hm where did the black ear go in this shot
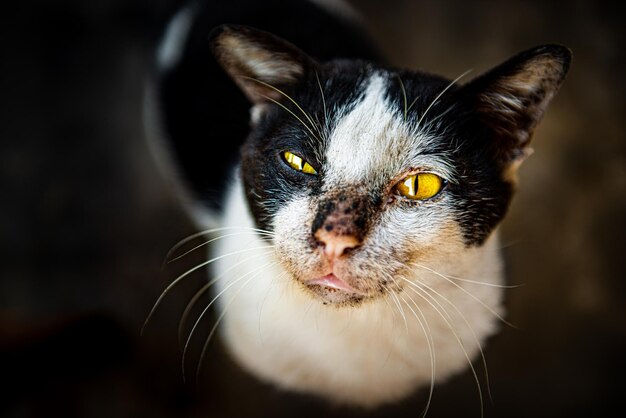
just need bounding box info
[463,45,572,179]
[209,24,316,104]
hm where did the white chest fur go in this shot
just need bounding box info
[211,177,505,408]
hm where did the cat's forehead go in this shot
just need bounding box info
[323,73,456,188]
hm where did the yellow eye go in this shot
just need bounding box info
[395,173,443,200]
[283,151,317,175]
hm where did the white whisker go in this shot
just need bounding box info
[395,288,436,417]
[413,262,521,289]
[315,70,329,141]
[178,251,273,345]
[397,75,409,121]
[402,278,486,417]
[164,226,274,265]
[388,290,409,335]
[194,262,278,383]
[417,69,473,128]
[411,262,515,328]
[167,231,274,264]
[410,277,494,404]
[141,245,275,335]
[183,260,277,382]
[241,76,323,141]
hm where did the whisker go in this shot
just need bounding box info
[191,261,277,383]
[411,278,494,405]
[402,279,486,417]
[412,262,522,289]
[397,75,409,121]
[411,262,515,328]
[178,251,273,346]
[395,75,420,122]
[164,226,274,266]
[167,231,273,265]
[406,95,420,115]
[379,286,400,364]
[315,70,329,141]
[259,93,321,142]
[389,290,409,335]
[241,76,323,140]
[394,288,436,417]
[417,69,473,128]
[380,270,408,338]
[141,245,275,336]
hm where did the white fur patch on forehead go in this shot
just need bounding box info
[324,74,455,187]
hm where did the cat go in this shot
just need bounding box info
[144,0,571,410]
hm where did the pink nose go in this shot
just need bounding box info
[315,228,360,259]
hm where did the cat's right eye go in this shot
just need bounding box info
[394,172,443,201]
[282,151,317,175]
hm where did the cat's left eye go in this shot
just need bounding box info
[283,151,317,175]
[394,173,443,201]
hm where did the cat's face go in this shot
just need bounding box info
[210,25,570,305]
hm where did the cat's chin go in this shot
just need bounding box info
[304,274,370,306]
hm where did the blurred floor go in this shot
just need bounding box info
[1,1,624,417]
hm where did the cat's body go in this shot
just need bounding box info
[147,0,570,409]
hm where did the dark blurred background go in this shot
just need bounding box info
[1,1,624,417]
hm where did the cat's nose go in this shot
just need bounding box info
[315,228,360,259]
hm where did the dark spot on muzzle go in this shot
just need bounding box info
[311,190,380,244]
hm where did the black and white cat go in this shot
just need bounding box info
[145,0,571,409]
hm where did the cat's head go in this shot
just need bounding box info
[210,25,570,305]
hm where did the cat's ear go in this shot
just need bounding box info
[463,45,571,181]
[209,24,316,104]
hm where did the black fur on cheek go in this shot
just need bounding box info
[449,174,514,247]
[445,117,517,247]
[239,104,323,234]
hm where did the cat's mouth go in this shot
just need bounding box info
[305,273,368,304]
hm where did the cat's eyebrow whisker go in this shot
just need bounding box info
[416,68,473,129]
[397,75,409,122]
[395,75,420,123]
[406,95,420,115]
[165,226,275,265]
[401,279,486,418]
[141,245,275,336]
[259,93,321,143]
[192,261,278,384]
[178,251,273,346]
[241,76,323,141]
[417,101,458,138]
[314,71,329,141]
